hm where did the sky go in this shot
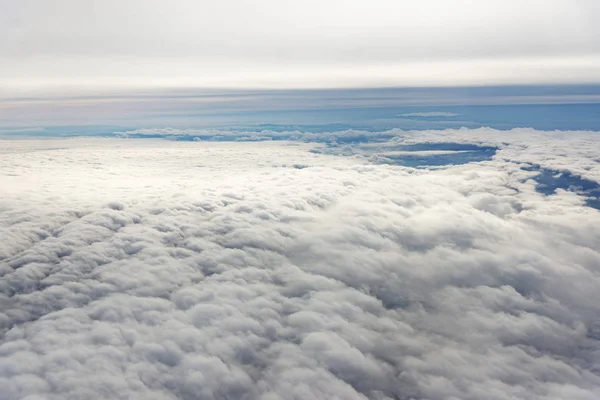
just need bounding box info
[3,86,600,131]
[1,0,600,129]
[1,0,600,96]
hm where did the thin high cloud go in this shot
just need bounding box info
[1,0,599,95]
[1,128,600,399]
[400,112,459,117]
[3,86,600,128]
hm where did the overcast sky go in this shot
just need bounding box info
[1,0,600,96]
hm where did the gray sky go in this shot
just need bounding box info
[1,0,600,96]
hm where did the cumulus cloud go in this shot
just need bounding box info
[1,130,600,400]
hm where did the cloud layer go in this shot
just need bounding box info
[1,129,600,399]
[399,112,459,117]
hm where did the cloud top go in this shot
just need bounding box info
[1,128,600,399]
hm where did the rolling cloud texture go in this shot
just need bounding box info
[1,128,600,399]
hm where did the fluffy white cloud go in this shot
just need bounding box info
[1,130,600,400]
